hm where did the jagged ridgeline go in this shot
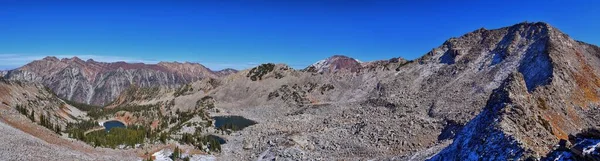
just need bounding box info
[2,58,237,106]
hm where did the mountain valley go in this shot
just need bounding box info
[1,22,599,161]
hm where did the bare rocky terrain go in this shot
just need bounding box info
[1,22,599,160]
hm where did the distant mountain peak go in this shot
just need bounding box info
[305,55,362,73]
[42,56,59,61]
[214,68,238,77]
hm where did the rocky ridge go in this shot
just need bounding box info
[4,57,219,105]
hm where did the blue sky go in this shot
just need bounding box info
[0,0,598,70]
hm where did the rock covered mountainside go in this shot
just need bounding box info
[1,22,599,160]
[2,57,232,105]
[0,78,137,160]
[428,22,600,160]
[206,22,600,160]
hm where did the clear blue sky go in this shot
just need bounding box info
[0,0,598,70]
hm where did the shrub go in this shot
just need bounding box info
[246,63,275,81]
[174,84,193,97]
[537,97,549,110]
[320,84,335,94]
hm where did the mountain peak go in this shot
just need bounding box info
[305,55,362,73]
[70,56,83,61]
[42,56,59,61]
[214,68,238,77]
[59,56,85,63]
[419,21,561,66]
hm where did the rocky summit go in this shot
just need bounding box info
[1,22,599,161]
[305,55,363,73]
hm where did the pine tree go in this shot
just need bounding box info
[160,132,168,144]
[171,146,180,160]
[29,109,35,121]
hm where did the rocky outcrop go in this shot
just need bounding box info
[430,22,600,160]
[430,74,534,160]
[360,57,410,72]
[5,57,217,105]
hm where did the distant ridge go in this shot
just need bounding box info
[4,57,218,105]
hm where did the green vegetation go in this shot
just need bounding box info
[537,97,549,110]
[174,84,193,97]
[395,60,413,71]
[538,115,553,134]
[196,96,215,109]
[320,84,335,94]
[247,63,275,81]
[218,123,240,131]
[15,104,29,118]
[207,78,221,87]
[274,72,284,79]
[159,132,168,144]
[303,66,318,73]
[179,133,222,153]
[170,146,181,160]
[87,104,159,119]
[124,86,160,100]
[267,84,308,106]
[15,104,60,134]
[65,120,100,140]
[144,156,154,161]
[84,126,147,148]
[39,113,61,134]
[168,109,201,134]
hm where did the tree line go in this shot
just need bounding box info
[15,104,61,134]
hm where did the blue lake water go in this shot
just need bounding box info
[103,121,125,132]
[213,116,257,131]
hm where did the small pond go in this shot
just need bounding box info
[103,120,125,132]
[213,116,257,131]
[207,135,227,144]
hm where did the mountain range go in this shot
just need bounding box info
[0,22,599,161]
[2,57,235,105]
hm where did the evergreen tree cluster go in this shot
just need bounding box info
[86,104,159,119]
[84,126,147,148]
[39,113,61,134]
[15,104,60,134]
[66,120,99,140]
[173,84,193,97]
[179,133,222,153]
